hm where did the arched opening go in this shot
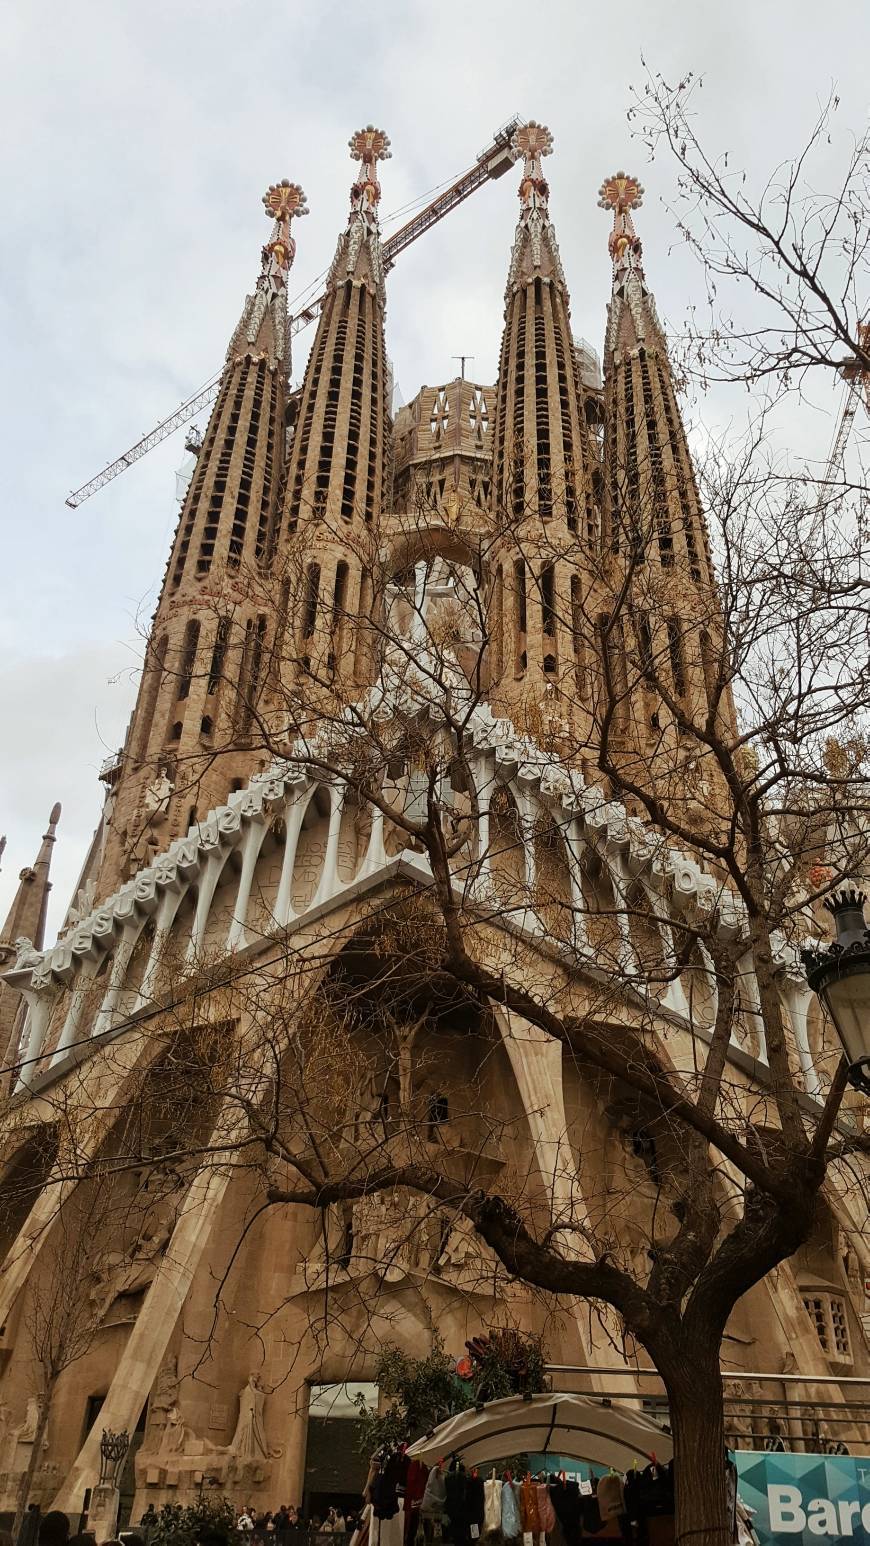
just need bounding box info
[488,786,525,909]
[200,848,245,951]
[682,942,716,1029]
[337,793,372,885]
[121,919,157,1011]
[0,1126,59,1263]
[532,814,574,943]
[579,848,622,967]
[244,816,288,941]
[625,882,666,996]
[291,787,331,912]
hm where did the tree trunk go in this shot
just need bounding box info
[12,1399,51,1542]
[666,1354,731,1546]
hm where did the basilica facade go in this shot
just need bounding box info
[0,122,867,1525]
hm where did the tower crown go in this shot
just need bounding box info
[599,170,715,592]
[598,171,646,282]
[226,178,309,369]
[325,125,392,303]
[504,120,567,301]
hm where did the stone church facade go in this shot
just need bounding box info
[0,124,867,1522]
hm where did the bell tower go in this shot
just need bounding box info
[277,128,392,693]
[98,179,308,896]
[486,123,599,732]
[598,172,737,792]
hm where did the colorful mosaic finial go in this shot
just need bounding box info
[260,179,308,294]
[346,126,391,230]
[349,126,392,168]
[598,171,645,274]
[512,120,553,215]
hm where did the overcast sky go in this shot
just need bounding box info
[1,0,866,940]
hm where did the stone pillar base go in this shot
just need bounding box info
[87,1483,121,1539]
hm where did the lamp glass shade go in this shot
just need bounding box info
[821,964,870,1068]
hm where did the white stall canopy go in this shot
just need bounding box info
[407,1393,673,1472]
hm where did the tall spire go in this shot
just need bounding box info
[0,804,61,1067]
[491,123,596,536]
[282,127,392,540]
[487,123,598,720]
[328,126,391,300]
[97,181,307,896]
[599,171,712,585]
[277,128,393,692]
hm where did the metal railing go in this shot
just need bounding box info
[544,1364,870,1456]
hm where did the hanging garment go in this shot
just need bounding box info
[372,1506,405,1546]
[501,1480,522,1539]
[595,1476,624,1523]
[536,1484,556,1534]
[421,1467,448,1520]
[405,1459,430,1545]
[549,1478,581,1544]
[484,1476,502,1533]
[466,1474,485,1535]
[520,1479,541,1533]
[445,1465,470,1546]
[625,1463,674,1520]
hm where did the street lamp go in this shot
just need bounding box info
[803,888,870,1095]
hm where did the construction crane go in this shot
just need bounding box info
[65,116,523,510]
[822,319,870,486]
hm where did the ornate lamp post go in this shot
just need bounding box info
[803,889,870,1095]
[97,1427,130,1487]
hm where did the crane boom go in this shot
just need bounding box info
[289,115,522,336]
[824,384,860,487]
[65,115,524,511]
[65,378,223,508]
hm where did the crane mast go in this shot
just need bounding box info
[822,319,870,487]
[65,117,523,510]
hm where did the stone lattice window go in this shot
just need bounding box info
[803,1292,852,1360]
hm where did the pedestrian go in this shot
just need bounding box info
[237,1514,254,1537]
[138,1509,158,1546]
[37,1515,69,1546]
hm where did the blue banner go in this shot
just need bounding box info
[736,1451,870,1542]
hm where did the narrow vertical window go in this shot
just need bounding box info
[514,559,527,674]
[668,619,685,696]
[207,617,231,695]
[302,564,321,639]
[177,620,200,701]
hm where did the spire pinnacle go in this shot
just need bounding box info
[514,120,554,215]
[598,172,646,283]
[327,126,392,299]
[504,121,566,299]
[227,176,307,367]
[260,179,309,295]
[347,125,392,225]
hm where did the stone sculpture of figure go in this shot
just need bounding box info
[159,1404,187,1455]
[86,1217,173,1325]
[228,1375,283,1460]
[18,1397,48,1448]
[143,771,174,821]
[152,1353,178,1413]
